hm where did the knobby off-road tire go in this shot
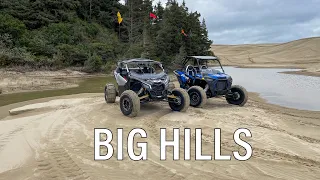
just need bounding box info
[168,88,190,112]
[226,85,248,106]
[120,90,140,117]
[169,82,175,91]
[105,84,116,103]
[187,86,207,108]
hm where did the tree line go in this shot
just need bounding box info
[0,0,213,72]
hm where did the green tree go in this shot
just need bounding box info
[0,0,213,71]
[200,18,213,55]
[0,13,26,41]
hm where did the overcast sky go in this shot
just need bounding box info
[161,0,320,44]
[121,0,320,44]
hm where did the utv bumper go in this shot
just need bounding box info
[148,89,169,99]
[207,80,231,97]
[216,90,230,96]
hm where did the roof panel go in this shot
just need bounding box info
[120,58,159,63]
[187,56,219,60]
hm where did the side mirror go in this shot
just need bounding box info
[164,69,169,74]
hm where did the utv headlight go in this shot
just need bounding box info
[206,77,214,82]
[142,81,152,89]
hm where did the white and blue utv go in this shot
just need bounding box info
[105,58,190,117]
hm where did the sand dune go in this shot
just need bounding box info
[211,37,320,75]
[0,92,319,180]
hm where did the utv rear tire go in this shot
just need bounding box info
[120,90,140,117]
[169,82,175,91]
[105,84,116,103]
[168,88,190,112]
[188,86,207,108]
[226,85,248,106]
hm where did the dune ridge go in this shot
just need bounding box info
[211,37,320,75]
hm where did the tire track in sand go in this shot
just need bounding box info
[33,107,92,180]
[204,131,320,169]
[34,143,90,180]
[257,123,320,144]
[0,126,24,150]
[253,147,320,168]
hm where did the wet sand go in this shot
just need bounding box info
[0,89,319,180]
[0,69,85,94]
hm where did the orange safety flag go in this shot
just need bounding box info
[117,11,123,24]
[181,29,188,37]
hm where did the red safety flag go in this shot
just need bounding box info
[150,12,157,19]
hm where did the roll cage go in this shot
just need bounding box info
[116,59,165,75]
[181,56,225,74]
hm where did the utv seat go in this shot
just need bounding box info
[186,66,196,79]
[143,67,150,73]
[119,68,128,79]
[201,65,208,69]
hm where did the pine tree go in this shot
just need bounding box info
[0,0,214,70]
[1,0,81,29]
[200,18,213,55]
[77,0,122,28]
[174,45,187,67]
[155,0,186,64]
[125,0,153,58]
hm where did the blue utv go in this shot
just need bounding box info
[173,56,248,108]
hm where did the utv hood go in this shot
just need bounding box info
[202,72,230,80]
[130,72,167,81]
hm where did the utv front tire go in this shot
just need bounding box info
[105,84,116,103]
[226,85,248,106]
[188,86,207,108]
[120,90,140,117]
[168,88,190,112]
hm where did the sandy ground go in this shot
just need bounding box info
[0,89,319,180]
[211,37,320,76]
[0,37,319,179]
[0,69,87,94]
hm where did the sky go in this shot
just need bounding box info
[121,0,320,45]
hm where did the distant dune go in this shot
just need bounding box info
[211,37,320,76]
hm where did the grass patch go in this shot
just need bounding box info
[0,76,115,107]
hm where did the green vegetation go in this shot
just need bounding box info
[0,0,212,71]
[0,76,115,107]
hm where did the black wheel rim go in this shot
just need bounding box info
[122,97,131,112]
[226,87,246,106]
[233,92,241,100]
[168,90,185,111]
[174,96,182,106]
[190,92,200,106]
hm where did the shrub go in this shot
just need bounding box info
[22,31,57,57]
[84,53,102,72]
[88,43,116,63]
[0,13,26,40]
[43,23,74,45]
[57,44,88,66]
[0,45,35,67]
[102,61,117,74]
